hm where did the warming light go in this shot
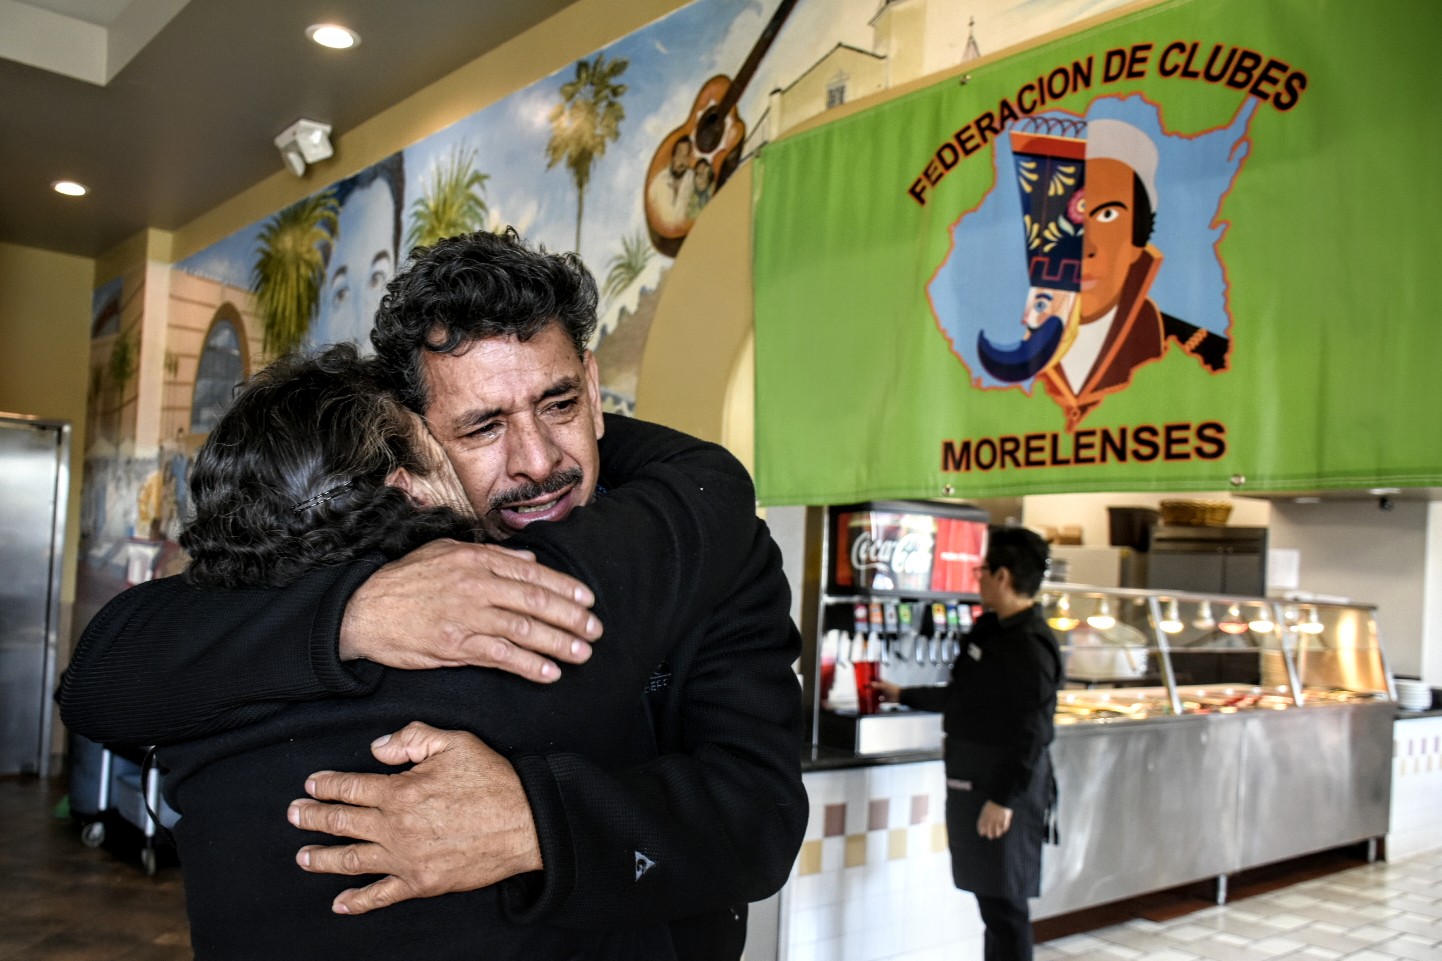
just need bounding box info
[52,180,87,196]
[1047,595,1079,632]
[1192,600,1215,630]
[1247,604,1275,633]
[1296,605,1325,634]
[1158,599,1184,634]
[1218,603,1250,635]
[1086,597,1116,631]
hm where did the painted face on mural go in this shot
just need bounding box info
[419,321,606,540]
[1079,157,1145,324]
[670,137,694,177]
[314,177,397,349]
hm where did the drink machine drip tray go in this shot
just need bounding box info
[819,708,943,755]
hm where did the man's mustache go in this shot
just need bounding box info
[489,466,585,512]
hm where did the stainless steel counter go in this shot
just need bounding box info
[796,699,1395,920]
[1036,698,1392,917]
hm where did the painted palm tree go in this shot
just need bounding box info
[105,327,137,442]
[407,144,490,250]
[251,191,340,358]
[602,230,653,305]
[546,53,629,252]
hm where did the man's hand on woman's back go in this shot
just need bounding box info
[339,539,603,682]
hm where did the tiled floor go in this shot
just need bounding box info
[3,773,1439,960]
[1038,849,1442,961]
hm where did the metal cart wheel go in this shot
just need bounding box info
[80,820,106,848]
[141,846,158,876]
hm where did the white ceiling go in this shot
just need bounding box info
[0,0,583,257]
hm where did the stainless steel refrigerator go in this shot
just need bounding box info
[0,414,70,776]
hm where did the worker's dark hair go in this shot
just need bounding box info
[181,344,475,588]
[985,526,1051,598]
[371,227,599,413]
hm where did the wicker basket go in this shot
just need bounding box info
[1158,498,1232,526]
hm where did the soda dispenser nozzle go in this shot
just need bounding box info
[880,602,900,665]
[929,602,948,664]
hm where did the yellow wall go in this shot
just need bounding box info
[0,241,94,604]
[636,162,756,450]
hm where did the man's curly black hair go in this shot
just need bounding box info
[370,227,599,413]
[180,344,477,589]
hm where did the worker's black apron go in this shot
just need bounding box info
[943,738,1057,900]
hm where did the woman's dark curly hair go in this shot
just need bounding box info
[180,344,477,588]
[370,227,599,413]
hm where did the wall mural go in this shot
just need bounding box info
[76,0,1138,613]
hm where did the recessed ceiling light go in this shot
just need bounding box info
[307,24,360,49]
[52,180,88,197]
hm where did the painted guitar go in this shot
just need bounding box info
[644,0,799,257]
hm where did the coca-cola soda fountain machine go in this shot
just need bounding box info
[810,501,989,755]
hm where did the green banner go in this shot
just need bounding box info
[752,0,1442,506]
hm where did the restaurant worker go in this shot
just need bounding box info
[59,229,806,961]
[873,527,1061,961]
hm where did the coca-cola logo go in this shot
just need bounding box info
[850,529,933,581]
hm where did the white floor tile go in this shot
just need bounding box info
[1257,914,1311,932]
[1132,949,1201,961]
[1162,925,1217,943]
[1050,933,1116,956]
[1271,893,1322,909]
[1248,936,1306,958]
[1351,903,1404,921]
[1035,854,1442,961]
[1377,934,1442,961]
[1347,923,1408,944]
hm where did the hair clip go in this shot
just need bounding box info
[292,480,356,513]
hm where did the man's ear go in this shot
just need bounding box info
[584,349,605,440]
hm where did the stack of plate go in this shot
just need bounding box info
[1396,679,1434,711]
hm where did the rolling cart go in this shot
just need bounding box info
[68,734,179,875]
